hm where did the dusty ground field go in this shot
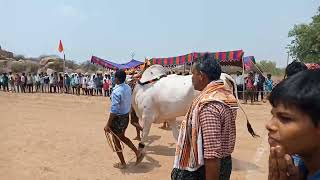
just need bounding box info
[0,92,271,180]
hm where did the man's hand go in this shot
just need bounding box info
[204,158,220,180]
[268,145,301,180]
[105,113,116,133]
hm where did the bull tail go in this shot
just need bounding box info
[238,103,260,138]
[224,74,259,138]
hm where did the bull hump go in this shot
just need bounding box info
[140,65,167,84]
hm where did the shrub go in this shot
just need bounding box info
[47,61,63,72]
[65,60,79,70]
[80,61,99,72]
[26,62,39,73]
[13,54,25,60]
[10,61,26,73]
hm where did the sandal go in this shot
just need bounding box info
[135,152,145,165]
[113,162,127,169]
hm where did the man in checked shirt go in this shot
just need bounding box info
[171,54,238,180]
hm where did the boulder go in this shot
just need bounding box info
[39,56,59,66]
[0,49,14,59]
[46,68,55,75]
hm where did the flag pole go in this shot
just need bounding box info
[63,53,66,93]
[58,40,65,93]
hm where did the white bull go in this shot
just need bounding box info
[132,65,256,149]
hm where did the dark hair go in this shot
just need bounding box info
[269,69,320,126]
[194,53,221,81]
[285,61,308,77]
[115,69,126,83]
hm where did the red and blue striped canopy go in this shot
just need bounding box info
[243,56,256,71]
[149,50,244,67]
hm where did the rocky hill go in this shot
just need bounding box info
[0,46,102,74]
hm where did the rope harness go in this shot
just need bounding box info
[137,74,167,86]
[105,130,125,153]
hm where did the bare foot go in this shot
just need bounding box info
[135,152,145,165]
[113,162,127,169]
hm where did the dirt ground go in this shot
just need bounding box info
[0,92,271,180]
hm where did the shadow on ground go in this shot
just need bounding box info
[143,135,161,146]
[120,155,161,174]
[232,158,261,172]
[146,145,175,157]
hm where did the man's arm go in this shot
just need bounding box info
[104,92,120,132]
[204,158,220,180]
[105,113,117,132]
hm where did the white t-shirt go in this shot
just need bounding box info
[82,77,88,84]
[21,76,25,83]
[8,75,14,82]
[27,76,33,84]
[35,75,40,82]
[235,75,244,85]
[49,75,54,84]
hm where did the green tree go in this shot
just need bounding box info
[256,60,285,76]
[288,7,320,63]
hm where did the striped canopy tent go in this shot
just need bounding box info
[90,56,143,70]
[305,63,320,69]
[148,53,193,66]
[243,56,256,71]
[148,50,244,67]
[192,50,244,67]
[91,56,120,70]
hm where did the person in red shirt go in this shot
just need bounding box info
[245,72,254,104]
[103,79,110,97]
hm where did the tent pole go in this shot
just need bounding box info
[190,53,193,73]
[242,58,245,103]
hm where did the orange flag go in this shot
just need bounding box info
[58,40,64,53]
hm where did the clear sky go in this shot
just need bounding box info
[1,0,319,67]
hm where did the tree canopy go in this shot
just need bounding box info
[256,60,284,76]
[288,7,320,63]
